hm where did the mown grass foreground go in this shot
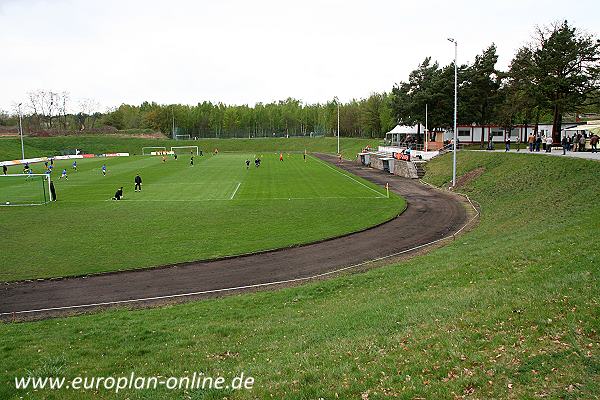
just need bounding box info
[1,152,598,399]
[0,152,401,281]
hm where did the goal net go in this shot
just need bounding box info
[175,134,191,140]
[142,146,167,155]
[0,174,52,206]
[171,146,199,155]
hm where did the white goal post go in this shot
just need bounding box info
[171,146,199,155]
[175,134,191,140]
[0,173,52,206]
[142,146,167,155]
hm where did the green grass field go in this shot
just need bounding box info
[1,144,598,399]
[0,151,404,282]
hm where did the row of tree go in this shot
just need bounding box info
[101,95,396,138]
[2,20,598,142]
[0,93,396,138]
[392,20,600,143]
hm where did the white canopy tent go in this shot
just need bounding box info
[386,124,427,135]
[386,124,428,146]
[563,124,600,132]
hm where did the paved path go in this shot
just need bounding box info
[469,149,600,161]
[0,154,471,320]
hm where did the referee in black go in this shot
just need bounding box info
[134,174,142,192]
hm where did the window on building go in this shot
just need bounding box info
[491,130,504,137]
[458,129,471,137]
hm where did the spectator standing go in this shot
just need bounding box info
[561,136,568,155]
[535,135,542,152]
[528,133,535,152]
[590,134,598,153]
[546,135,553,153]
[579,134,586,152]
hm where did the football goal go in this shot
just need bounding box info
[0,174,52,206]
[174,134,191,140]
[142,146,167,155]
[171,146,199,155]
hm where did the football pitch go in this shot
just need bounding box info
[0,152,405,282]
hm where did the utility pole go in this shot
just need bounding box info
[334,97,340,155]
[425,103,428,152]
[172,107,175,139]
[18,103,25,160]
[448,38,458,187]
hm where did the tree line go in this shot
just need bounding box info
[1,20,598,142]
[393,20,600,143]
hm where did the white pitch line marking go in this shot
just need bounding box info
[311,156,386,198]
[230,182,241,200]
[84,196,388,203]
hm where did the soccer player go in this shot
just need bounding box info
[101,164,107,176]
[245,159,250,169]
[279,152,283,161]
[26,168,34,180]
[134,174,142,192]
[162,155,167,163]
[59,168,68,180]
[50,180,57,201]
[303,150,307,162]
[190,156,194,166]
[112,187,124,200]
[174,153,178,160]
[72,160,77,171]
[3,165,7,175]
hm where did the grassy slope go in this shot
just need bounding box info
[0,136,378,161]
[0,153,402,281]
[0,152,598,399]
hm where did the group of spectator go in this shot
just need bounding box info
[523,132,599,155]
[560,132,599,154]
[525,134,554,153]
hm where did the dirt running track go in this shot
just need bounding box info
[0,154,470,320]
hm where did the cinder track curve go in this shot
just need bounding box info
[0,154,471,320]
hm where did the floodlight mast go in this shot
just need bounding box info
[171,107,175,139]
[425,103,428,152]
[18,103,24,161]
[334,97,340,155]
[448,38,458,187]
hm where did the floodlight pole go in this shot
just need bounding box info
[425,103,428,152]
[337,99,340,155]
[171,107,175,139]
[448,38,458,187]
[18,103,25,161]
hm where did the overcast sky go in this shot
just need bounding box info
[1,0,599,113]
